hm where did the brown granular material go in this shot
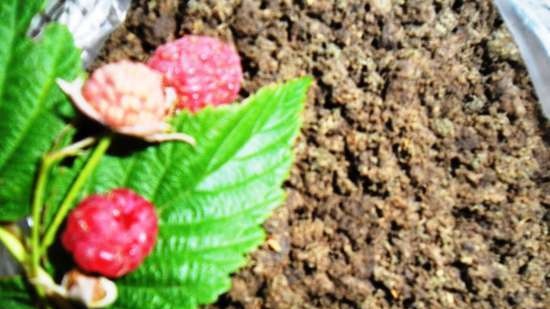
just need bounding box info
[98,1,549,308]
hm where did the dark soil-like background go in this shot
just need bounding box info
[97,1,549,308]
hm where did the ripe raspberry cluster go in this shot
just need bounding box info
[61,189,158,278]
[148,35,243,111]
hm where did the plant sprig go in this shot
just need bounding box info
[0,1,312,308]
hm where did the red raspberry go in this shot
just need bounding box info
[61,189,158,278]
[147,35,243,111]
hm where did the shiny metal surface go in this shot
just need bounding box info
[29,0,132,67]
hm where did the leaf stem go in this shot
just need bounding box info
[30,137,96,278]
[0,226,28,263]
[39,135,112,255]
[48,137,97,162]
[0,226,49,298]
[30,159,49,277]
[1,224,48,297]
[0,226,67,302]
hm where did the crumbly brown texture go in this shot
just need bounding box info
[98,1,549,308]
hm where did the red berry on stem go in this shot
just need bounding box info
[61,189,158,278]
[148,35,243,111]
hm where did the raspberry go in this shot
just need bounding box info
[147,35,243,111]
[61,189,158,278]
[82,61,170,129]
[57,61,195,144]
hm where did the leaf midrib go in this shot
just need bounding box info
[150,110,250,207]
[159,191,280,227]
[157,97,293,209]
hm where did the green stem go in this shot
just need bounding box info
[30,159,49,278]
[39,135,112,255]
[0,226,27,263]
[0,226,42,298]
[0,227,66,303]
[48,137,96,162]
[30,137,96,278]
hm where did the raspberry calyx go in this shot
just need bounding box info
[61,188,158,278]
[61,269,117,308]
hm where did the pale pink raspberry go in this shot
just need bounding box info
[147,35,243,111]
[57,61,194,144]
[61,189,158,278]
[82,61,169,129]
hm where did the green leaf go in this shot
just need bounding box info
[0,277,35,309]
[0,0,45,89]
[53,78,312,308]
[0,0,82,221]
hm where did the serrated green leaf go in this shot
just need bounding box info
[52,77,311,308]
[0,0,45,89]
[0,0,82,221]
[0,277,35,308]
